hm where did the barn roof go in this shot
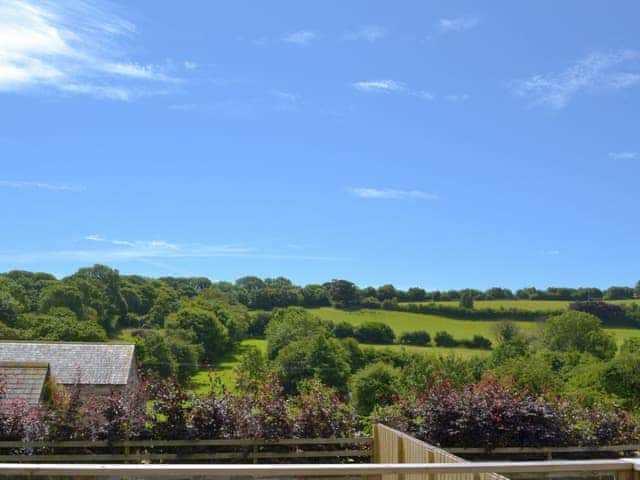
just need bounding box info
[0,361,50,404]
[0,342,135,385]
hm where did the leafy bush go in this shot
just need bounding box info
[265,307,328,359]
[359,296,382,309]
[543,311,617,360]
[350,362,401,415]
[460,335,492,350]
[569,301,628,326]
[399,330,431,346]
[354,321,395,344]
[273,334,351,394]
[333,321,355,338]
[434,331,457,347]
[247,311,271,338]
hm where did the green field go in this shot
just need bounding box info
[312,307,540,339]
[412,299,639,311]
[194,305,640,392]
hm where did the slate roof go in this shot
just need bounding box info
[0,342,135,385]
[0,361,50,404]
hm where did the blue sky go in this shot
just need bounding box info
[0,0,639,290]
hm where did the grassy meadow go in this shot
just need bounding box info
[191,301,640,391]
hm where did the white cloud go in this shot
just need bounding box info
[609,151,638,160]
[0,235,348,264]
[352,79,404,93]
[283,30,316,46]
[0,180,84,191]
[349,187,436,200]
[0,0,189,100]
[271,89,299,102]
[84,234,105,242]
[444,93,470,102]
[345,25,386,43]
[412,90,435,101]
[438,17,479,33]
[183,60,197,70]
[514,50,640,109]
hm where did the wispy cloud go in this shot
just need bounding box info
[543,249,560,256]
[0,0,192,100]
[438,17,479,33]
[444,93,470,103]
[0,180,84,191]
[352,80,404,93]
[349,187,436,200]
[0,234,348,264]
[609,151,637,160]
[344,25,386,43]
[283,30,317,46]
[352,80,461,103]
[514,50,640,109]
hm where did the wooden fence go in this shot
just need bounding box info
[0,437,371,463]
[372,424,510,480]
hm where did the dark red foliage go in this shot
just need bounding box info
[375,379,639,449]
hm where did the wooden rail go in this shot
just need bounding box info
[0,437,371,463]
[373,424,510,480]
[0,460,638,477]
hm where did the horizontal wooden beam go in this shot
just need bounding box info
[0,460,636,477]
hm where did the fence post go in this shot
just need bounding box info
[369,425,383,480]
[397,436,406,480]
[252,440,258,464]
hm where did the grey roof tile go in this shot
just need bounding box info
[0,342,135,385]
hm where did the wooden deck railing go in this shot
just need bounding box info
[0,437,371,463]
[372,424,510,480]
[0,459,638,478]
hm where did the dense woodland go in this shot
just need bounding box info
[2,265,640,447]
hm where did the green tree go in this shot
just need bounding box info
[274,334,351,394]
[602,338,640,407]
[24,307,106,342]
[325,279,359,309]
[39,283,85,319]
[0,290,19,326]
[301,284,330,307]
[166,305,229,361]
[604,286,635,300]
[459,291,474,309]
[265,307,329,360]
[542,311,617,360]
[353,322,395,344]
[350,362,401,415]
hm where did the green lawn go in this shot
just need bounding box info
[365,343,490,358]
[190,339,266,394]
[409,299,639,311]
[312,307,541,340]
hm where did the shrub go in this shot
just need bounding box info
[375,379,567,449]
[399,330,431,346]
[354,321,395,344]
[350,362,401,415]
[434,331,457,347]
[273,334,351,394]
[265,307,328,360]
[333,321,355,338]
[459,292,474,309]
[247,311,271,338]
[290,378,356,438]
[460,335,492,350]
[543,311,617,360]
[569,301,627,326]
[360,296,382,309]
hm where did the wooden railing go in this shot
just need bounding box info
[0,437,371,463]
[372,424,510,480]
[0,460,638,478]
